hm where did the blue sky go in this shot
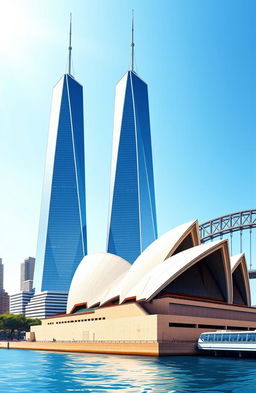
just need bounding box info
[0,0,255,295]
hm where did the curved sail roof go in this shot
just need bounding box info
[126,239,232,303]
[119,220,200,303]
[66,253,130,313]
[65,221,251,312]
[100,272,127,306]
[230,254,251,306]
[231,253,247,273]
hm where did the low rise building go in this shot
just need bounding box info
[25,292,68,319]
[10,291,34,315]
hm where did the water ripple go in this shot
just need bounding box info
[0,349,256,392]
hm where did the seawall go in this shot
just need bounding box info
[0,340,198,356]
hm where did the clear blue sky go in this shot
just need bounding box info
[0,0,255,295]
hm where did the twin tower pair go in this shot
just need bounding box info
[33,19,158,296]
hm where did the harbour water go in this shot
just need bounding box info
[0,349,256,392]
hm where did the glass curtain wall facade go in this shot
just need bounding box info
[34,74,87,293]
[107,71,157,263]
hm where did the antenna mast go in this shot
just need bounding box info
[68,13,72,75]
[131,10,135,71]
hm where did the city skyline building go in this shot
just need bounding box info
[10,256,35,315]
[25,292,68,319]
[0,258,3,292]
[20,257,35,292]
[10,290,34,315]
[107,16,157,263]
[33,15,87,295]
[0,259,9,314]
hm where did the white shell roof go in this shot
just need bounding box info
[100,271,127,306]
[66,221,245,312]
[230,254,251,306]
[125,239,232,303]
[119,220,199,303]
[66,253,130,313]
[230,254,246,272]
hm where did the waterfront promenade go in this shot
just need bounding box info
[0,339,197,356]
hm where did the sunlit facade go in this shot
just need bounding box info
[107,71,157,263]
[33,74,87,293]
[29,220,255,356]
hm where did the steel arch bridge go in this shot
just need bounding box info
[199,209,256,278]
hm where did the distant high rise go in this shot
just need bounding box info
[0,258,3,292]
[107,17,157,263]
[0,259,9,314]
[20,257,35,292]
[33,16,87,295]
[10,257,35,315]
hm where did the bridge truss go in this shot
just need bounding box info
[199,209,256,278]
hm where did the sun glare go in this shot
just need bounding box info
[0,0,52,70]
[0,1,30,61]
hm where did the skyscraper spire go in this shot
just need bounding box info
[131,9,135,71]
[107,12,158,263]
[68,13,72,75]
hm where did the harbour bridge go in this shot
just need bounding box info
[199,209,256,279]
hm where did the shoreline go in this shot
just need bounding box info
[0,340,198,356]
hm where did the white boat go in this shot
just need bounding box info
[198,330,256,353]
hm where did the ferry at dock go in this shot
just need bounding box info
[198,330,256,353]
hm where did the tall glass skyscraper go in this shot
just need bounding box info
[33,73,87,293]
[33,18,87,296]
[107,24,157,262]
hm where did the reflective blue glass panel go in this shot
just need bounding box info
[107,71,157,263]
[34,75,87,293]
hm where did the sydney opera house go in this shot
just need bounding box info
[28,219,256,356]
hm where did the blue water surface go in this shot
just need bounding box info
[0,349,255,393]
